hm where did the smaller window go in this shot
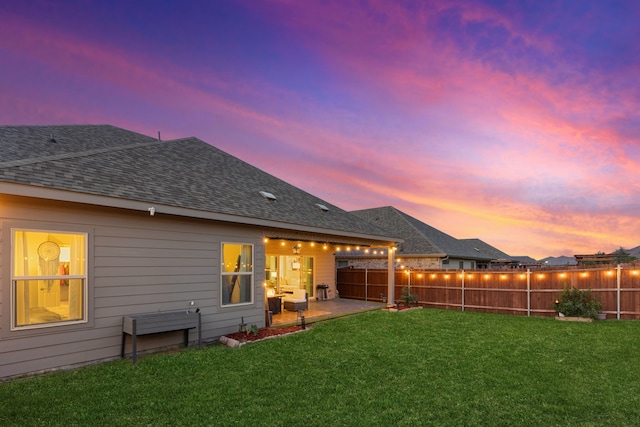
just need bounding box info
[221,243,254,306]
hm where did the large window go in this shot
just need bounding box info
[264,255,314,297]
[12,229,87,329]
[221,243,253,306]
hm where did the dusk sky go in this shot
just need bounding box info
[2,1,639,259]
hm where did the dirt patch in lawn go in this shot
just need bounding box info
[382,304,423,312]
[223,325,305,343]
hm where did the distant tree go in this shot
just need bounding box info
[613,247,637,264]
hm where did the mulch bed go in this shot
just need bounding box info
[223,325,304,343]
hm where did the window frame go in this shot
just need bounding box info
[220,242,254,307]
[11,228,89,331]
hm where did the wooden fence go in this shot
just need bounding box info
[336,264,640,319]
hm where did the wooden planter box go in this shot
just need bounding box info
[122,311,202,363]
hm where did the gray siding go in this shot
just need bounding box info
[0,195,266,378]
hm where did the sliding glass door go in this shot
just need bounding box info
[265,255,314,298]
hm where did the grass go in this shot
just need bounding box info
[2,309,640,426]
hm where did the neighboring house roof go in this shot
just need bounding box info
[511,256,542,267]
[574,253,616,264]
[539,256,577,266]
[0,125,397,244]
[628,245,640,259]
[349,206,497,260]
[459,238,513,262]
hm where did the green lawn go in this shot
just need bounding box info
[2,309,640,426]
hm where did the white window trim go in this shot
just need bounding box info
[220,242,254,307]
[11,228,89,331]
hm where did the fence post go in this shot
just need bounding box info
[527,269,531,316]
[365,268,368,302]
[617,264,621,320]
[461,269,465,312]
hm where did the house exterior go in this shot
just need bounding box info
[511,256,543,268]
[574,253,617,265]
[458,238,515,269]
[337,206,513,270]
[0,125,398,378]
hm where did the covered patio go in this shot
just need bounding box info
[270,298,384,326]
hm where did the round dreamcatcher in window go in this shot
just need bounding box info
[38,241,60,261]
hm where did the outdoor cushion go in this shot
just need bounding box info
[283,289,308,311]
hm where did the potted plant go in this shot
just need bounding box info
[554,286,602,320]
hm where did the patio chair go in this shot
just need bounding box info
[283,289,308,311]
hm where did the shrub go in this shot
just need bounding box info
[554,286,602,319]
[399,286,418,306]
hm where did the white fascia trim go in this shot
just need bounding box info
[1,183,399,244]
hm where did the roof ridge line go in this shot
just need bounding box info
[0,140,165,169]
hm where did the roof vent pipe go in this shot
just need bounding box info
[158,131,161,141]
[49,132,57,143]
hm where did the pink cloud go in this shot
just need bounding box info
[0,12,287,133]
[3,1,638,258]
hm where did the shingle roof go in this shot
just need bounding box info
[0,125,396,241]
[459,238,513,261]
[350,206,498,260]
